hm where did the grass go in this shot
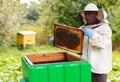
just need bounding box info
[0,44,64,82]
[0,44,120,82]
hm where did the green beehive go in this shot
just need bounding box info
[20,24,91,82]
[20,52,91,82]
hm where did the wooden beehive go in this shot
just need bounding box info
[17,31,36,47]
[20,52,91,82]
[54,24,84,54]
[24,52,82,65]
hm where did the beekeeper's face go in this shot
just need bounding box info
[85,11,98,25]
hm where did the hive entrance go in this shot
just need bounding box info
[24,52,82,65]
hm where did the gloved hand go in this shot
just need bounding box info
[49,36,54,43]
[82,28,94,38]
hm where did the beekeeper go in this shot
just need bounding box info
[79,3,112,82]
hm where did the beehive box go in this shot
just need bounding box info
[20,24,91,82]
[17,31,36,47]
[20,52,91,82]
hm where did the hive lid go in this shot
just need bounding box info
[53,24,84,54]
[17,31,36,35]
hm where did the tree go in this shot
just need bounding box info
[0,0,27,49]
[25,1,40,23]
[26,9,39,21]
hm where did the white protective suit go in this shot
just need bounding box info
[79,3,112,74]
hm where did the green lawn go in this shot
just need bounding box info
[0,44,120,82]
[0,44,67,82]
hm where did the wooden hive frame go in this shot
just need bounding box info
[54,24,84,54]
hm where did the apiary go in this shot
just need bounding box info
[17,31,36,47]
[20,24,91,82]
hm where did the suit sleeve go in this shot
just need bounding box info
[89,24,112,49]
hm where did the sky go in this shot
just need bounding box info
[20,0,40,6]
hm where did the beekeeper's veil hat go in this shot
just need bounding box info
[79,3,103,24]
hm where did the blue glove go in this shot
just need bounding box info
[49,36,54,43]
[82,28,94,38]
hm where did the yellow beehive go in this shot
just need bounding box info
[17,31,36,47]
